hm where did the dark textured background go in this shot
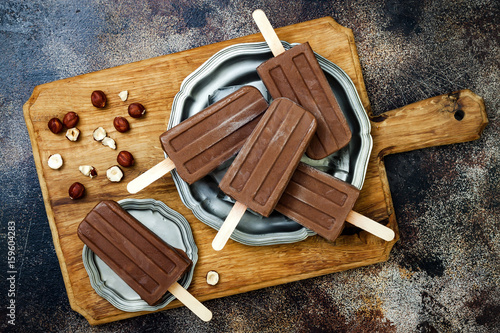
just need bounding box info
[1,1,498,332]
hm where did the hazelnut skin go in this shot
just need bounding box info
[91,90,107,108]
[113,116,130,132]
[89,168,98,178]
[63,112,79,128]
[48,118,63,134]
[128,103,146,118]
[69,182,85,200]
[117,151,134,167]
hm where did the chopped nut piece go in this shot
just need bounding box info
[79,165,97,178]
[206,271,219,286]
[66,127,80,141]
[118,90,128,101]
[106,165,123,182]
[48,154,63,169]
[93,127,107,141]
[102,136,116,149]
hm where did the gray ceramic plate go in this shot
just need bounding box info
[168,41,372,246]
[82,199,198,312]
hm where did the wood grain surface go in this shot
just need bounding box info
[23,17,488,325]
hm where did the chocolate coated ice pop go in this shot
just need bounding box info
[78,200,212,321]
[127,86,268,193]
[212,98,317,251]
[253,9,352,160]
[276,163,395,242]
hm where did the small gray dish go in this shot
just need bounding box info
[81,198,198,312]
[168,41,372,246]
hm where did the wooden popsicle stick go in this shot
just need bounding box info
[252,9,286,57]
[168,282,212,322]
[127,158,176,194]
[346,211,395,241]
[212,201,248,251]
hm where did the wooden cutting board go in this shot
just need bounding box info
[23,17,488,325]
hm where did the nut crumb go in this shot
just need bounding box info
[65,128,80,142]
[102,136,116,149]
[206,271,219,286]
[93,127,107,141]
[79,165,97,178]
[106,165,123,182]
[118,90,128,101]
[48,154,63,169]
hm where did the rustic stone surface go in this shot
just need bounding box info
[0,0,498,332]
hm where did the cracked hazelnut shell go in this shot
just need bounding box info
[91,90,107,108]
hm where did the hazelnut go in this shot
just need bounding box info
[102,136,116,149]
[48,118,63,134]
[118,90,128,101]
[69,182,85,199]
[48,154,63,169]
[113,116,130,133]
[91,90,107,108]
[117,151,134,167]
[93,127,107,141]
[65,127,80,142]
[79,165,97,178]
[63,111,79,128]
[206,271,219,286]
[128,103,146,118]
[106,165,123,182]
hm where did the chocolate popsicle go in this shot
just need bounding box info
[78,200,212,321]
[253,9,352,160]
[212,98,317,251]
[127,86,268,194]
[276,163,395,242]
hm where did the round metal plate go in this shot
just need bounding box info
[169,41,372,246]
[82,199,198,312]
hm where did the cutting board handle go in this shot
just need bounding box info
[370,89,488,157]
